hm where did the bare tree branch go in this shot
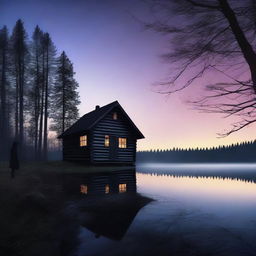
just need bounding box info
[147,0,256,136]
[186,0,220,10]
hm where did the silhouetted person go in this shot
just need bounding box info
[9,142,19,178]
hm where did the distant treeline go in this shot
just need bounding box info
[137,141,256,163]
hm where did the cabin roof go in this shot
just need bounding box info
[58,100,144,139]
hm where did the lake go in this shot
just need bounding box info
[67,164,256,256]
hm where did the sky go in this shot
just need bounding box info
[1,0,255,150]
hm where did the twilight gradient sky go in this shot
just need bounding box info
[1,0,255,150]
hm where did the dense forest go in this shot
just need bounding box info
[0,19,80,161]
[137,141,256,163]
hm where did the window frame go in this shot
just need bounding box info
[80,184,88,194]
[118,137,127,148]
[113,112,118,120]
[119,183,127,193]
[80,135,87,147]
[104,135,110,147]
[105,184,110,194]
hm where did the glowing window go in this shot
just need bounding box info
[80,185,88,194]
[119,183,126,193]
[113,112,118,120]
[118,138,127,148]
[105,184,110,194]
[105,135,110,147]
[80,135,87,147]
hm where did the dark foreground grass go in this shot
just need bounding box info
[0,166,71,256]
[0,161,137,256]
[0,160,132,174]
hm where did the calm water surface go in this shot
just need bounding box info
[73,164,256,256]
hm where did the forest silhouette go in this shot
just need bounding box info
[0,19,80,161]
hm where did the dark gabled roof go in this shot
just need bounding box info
[58,100,144,139]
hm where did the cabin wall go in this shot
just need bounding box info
[63,133,90,162]
[91,110,137,164]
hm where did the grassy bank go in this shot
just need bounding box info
[0,160,133,175]
[0,166,73,256]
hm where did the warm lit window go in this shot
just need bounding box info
[113,112,118,120]
[105,135,110,147]
[105,184,110,194]
[80,135,87,147]
[80,185,88,194]
[119,183,126,193]
[118,138,127,148]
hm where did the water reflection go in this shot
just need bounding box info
[137,164,256,213]
[63,169,152,241]
[137,173,256,207]
[137,163,256,183]
[64,165,256,256]
[63,169,137,196]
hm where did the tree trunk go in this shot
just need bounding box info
[34,46,40,159]
[15,66,19,140]
[219,0,256,92]
[43,44,49,160]
[0,34,7,157]
[19,56,24,154]
[38,49,45,159]
[62,53,65,134]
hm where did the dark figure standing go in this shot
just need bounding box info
[9,142,19,178]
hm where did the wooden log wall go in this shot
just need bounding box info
[63,133,90,162]
[91,109,137,163]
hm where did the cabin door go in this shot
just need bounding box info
[109,136,118,161]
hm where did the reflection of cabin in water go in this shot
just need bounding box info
[58,101,144,165]
[62,169,151,240]
[62,169,137,196]
[81,193,151,240]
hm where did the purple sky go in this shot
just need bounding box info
[1,0,255,150]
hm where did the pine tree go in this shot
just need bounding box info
[50,51,80,136]
[42,32,56,160]
[38,31,45,159]
[29,28,56,160]
[10,19,28,153]
[28,25,43,158]
[0,26,10,159]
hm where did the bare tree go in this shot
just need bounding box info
[147,0,256,135]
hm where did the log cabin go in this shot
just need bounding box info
[58,101,144,165]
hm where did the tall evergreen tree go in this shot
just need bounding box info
[42,32,56,160]
[10,19,28,153]
[0,26,10,158]
[29,29,56,160]
[50,51,80,136]
[38,32,45,159]
[28,25,43,158]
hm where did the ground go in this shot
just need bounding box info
[0,161,132,174]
